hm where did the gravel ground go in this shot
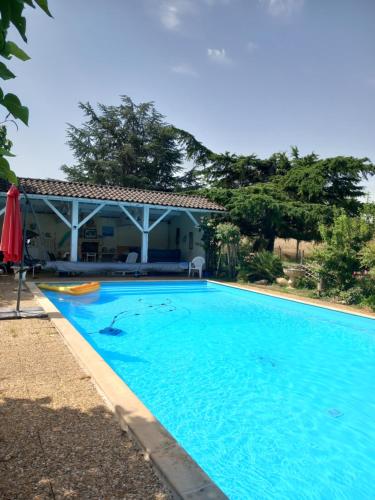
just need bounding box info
[0,278,170,499]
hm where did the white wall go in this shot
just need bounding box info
[167,212,205,261]
[1,205,206,262]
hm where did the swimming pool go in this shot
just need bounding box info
[42,280,375,499]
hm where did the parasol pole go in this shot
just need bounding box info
[15,185,29,313]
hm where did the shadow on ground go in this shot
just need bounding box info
[0,395,169,499]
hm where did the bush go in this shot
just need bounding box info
[359,241,375,276]
[293,275,317,290]
[329,278,375,309]
[239,251,284,283]
[314,211,374,291]
[337,286,363,305]
[361,294,375,311]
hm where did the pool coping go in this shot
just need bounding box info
[207,280,375,320]
[27,281,227,500]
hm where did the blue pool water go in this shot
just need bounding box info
[43,281,375,499]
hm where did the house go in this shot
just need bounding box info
[0,178,225,270]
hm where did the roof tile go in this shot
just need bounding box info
[2,178,225,212]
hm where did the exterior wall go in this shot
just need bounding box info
[23,212,172,260]
[0,202,207,263]
[167,213,205,261]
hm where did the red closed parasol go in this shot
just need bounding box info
[0,184,22,263]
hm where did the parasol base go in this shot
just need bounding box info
[0,307,48,320]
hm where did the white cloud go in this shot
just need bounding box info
[207,48,231,64]
[246,41,258,53]
[259,0,304,16]
[158,0,194,31]
[171,63,199,77]
[204,0,232,5]
[150,0,232,31]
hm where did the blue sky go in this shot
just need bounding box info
[5,0,375,196]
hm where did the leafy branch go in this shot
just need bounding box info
[0,0,52,184]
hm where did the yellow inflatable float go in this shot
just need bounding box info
[39,281,100,295]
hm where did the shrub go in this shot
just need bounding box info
[331,278,375,310]
[239,251,284,283]
[361,294,375,311]
[337,286,363,305]
[314,210,374,291]
[359,241,375,276]
[215,222,241,279]
[293,275,317,290]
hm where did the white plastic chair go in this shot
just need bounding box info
[188,256,205,278]
[126,252,138,264]
[112,252,139,277]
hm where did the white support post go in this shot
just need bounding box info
[141,206,149,264]
[186,210,200,228]
[78,203,105,229]
[43,199,71,228]
[70,200,79,262]
[0,207,5,217]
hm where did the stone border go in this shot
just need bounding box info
[208,280,375,320]
[27,282,227,500]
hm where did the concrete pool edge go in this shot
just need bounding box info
[27,281,227,500]
[208,280,375,320]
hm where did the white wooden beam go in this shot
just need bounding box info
[119,205,143,232]
[43,199,71,227]
[70,200,79,262]
[141,206,149,264]
[78,203,105,229]
[186,210,200,228]
[148,208,172,232]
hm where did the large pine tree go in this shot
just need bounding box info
[61,96,185,191]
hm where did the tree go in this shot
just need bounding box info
[203,183,332,251]
[0,0,52,184]
[215,222,241,278]
[62,97,188,191]
[314,209,374,290]
[280,151,375,214]
[197,148,374,251]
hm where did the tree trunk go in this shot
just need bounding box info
[296,239,300,261]
[265,235,276,252]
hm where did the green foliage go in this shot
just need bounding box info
[195,148,375,251]
[199,216,221,274]
[314,210,374,290]
[359,241,375,276]
[337,286,364,305]
[328,279,375,311]
[281,154,375,213]
[204,183,332,251]
[0,0,51,183]
[62,97,189,191]
[238,251,284,283]
[215,222,241,278]
[293,275,316,290]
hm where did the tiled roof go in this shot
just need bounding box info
[1,178,225,212]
